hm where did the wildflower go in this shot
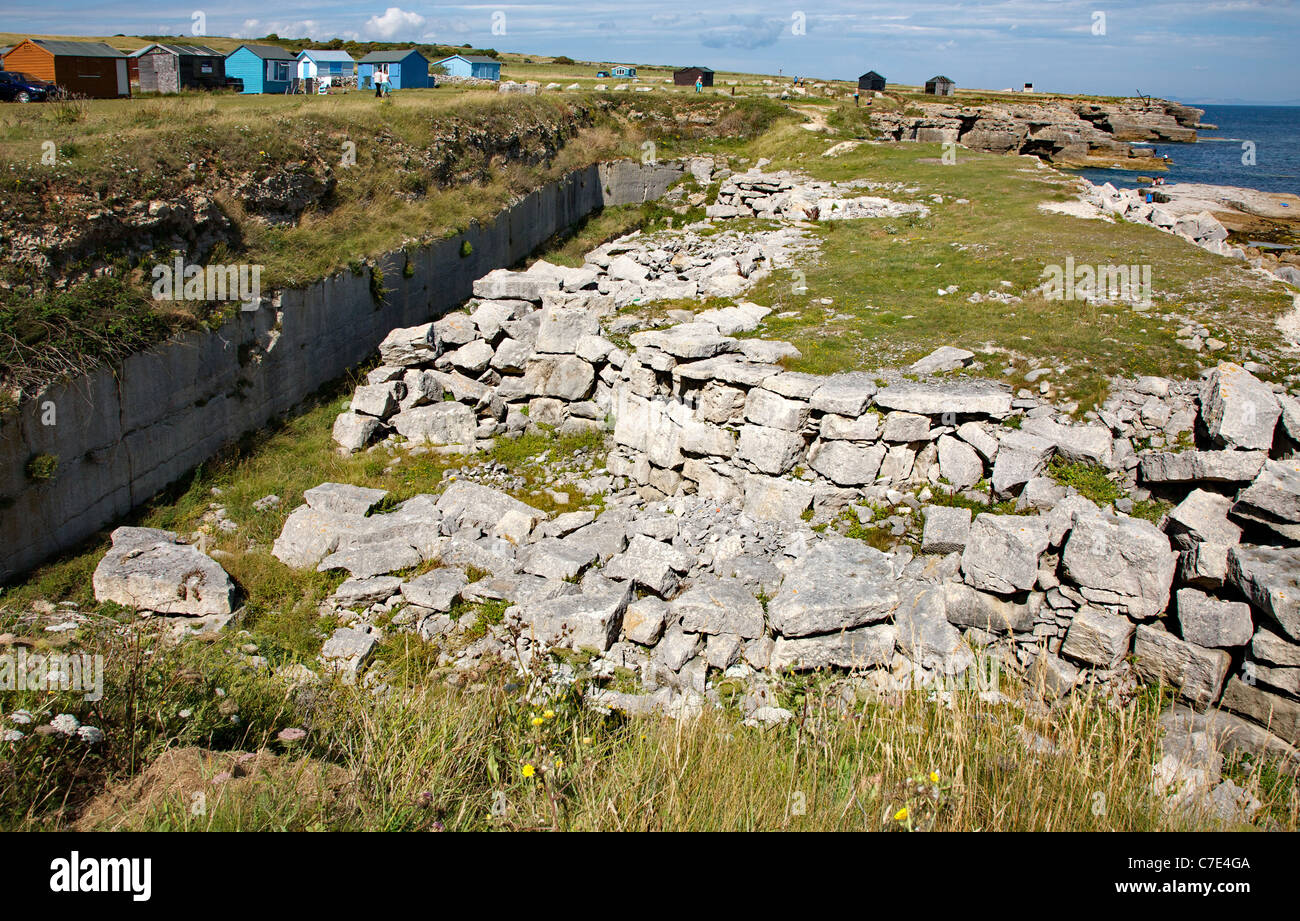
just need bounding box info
[581,736,592,745]
[894,807,909,822]
[8,710,33,725]
[554,759,564,769]
[930,771,940,783]
[531,716,544,726]
[522,764,535,778]
[2,729,23,742]
[77,726,104,744]
[50,713,80,736]
[543,709,555,720]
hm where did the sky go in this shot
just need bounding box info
[6,0,1300,103]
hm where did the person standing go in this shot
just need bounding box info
[695,75,702,93]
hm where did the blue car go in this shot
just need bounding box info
[0,71,54,102]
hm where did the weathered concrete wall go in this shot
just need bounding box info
[0,159,685,580]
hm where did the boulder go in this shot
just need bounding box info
[736,425,806,475]
[392,403,477,445]
[874,380,1011,417]
[768,538,902,637]
[515,590,630,653]
[1219,677,1300,746]
[808,373,878,415]
[1227,545,1300,642]
[894,584,974,674]
[921,506,972,555]
[377,323,437,367]
[400,568,469,612]
[769,624,897,670]
[961,514,1050,595]
[908,346,974,375]
[672,578,766,638]
[1199,363,1280,451]
[1139,450,1267,484]
[1061,514,1176,619]
[1176,588,1253,649]
[521,356,596,401]
[1061,607,1135,667]
[93,527,237,616]
[943,581,1035,633]
[304,483,388,516]
[936,435,983,490]
[1165,489,1241,549]
[332,412,382,453]
[1133,625,1231,706]
[809,441,885,486]
[744,388,810,431]
[1231,458,1300,541]
[604,534,691,596]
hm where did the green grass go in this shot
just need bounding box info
[722,121,1298,409]
[1048,459,1122,506]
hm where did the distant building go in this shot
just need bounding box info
[358,49,431,89]
[857,70,886,92]
[224,44,295,94]
[609,64,636,78]
[924,75,955,96]
[3,39,129,98]
[673,66,714,87]
[132,44,225,94]
[297,49,355,81]
[432,54,501,81]
[1023,82,1035,93]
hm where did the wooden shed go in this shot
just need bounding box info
[857,71,886,93]
[432,54,501,80]
[224,44,295,94]
[133,44,225,94]
[673,66,714,87]
[2,39,129,98]
[358,49,431,90]
[924,75,955,96]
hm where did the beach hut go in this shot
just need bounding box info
[133,44,225,94]
[857,71,886,92]
[2,39,129,98]
[673,66,714,87]
[297,49,355,81]
[357,49,431,90]
[0,47,12,70]
[923,75,955,96]
[431,54,501,80]
[224,44,295,94]
[610,64,636,78]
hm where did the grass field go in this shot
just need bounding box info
[2,34,1298,832]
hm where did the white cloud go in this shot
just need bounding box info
[364,7,427,40]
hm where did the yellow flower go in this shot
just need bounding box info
[522,764,535,778]
[543,709,555,719]
[581,737,592,745]
[554,759,564,768]
[894,807,909,822]
[930,771,940,783]
[531,716,544,726]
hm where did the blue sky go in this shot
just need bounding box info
[9,0,1300,102]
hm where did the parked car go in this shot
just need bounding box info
[0,71,54,102]
[595,71,609,78]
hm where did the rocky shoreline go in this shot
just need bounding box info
[872,97,1205,171]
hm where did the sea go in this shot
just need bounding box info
[1071,104,1300,196]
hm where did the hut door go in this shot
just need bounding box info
[115,59,128,96]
